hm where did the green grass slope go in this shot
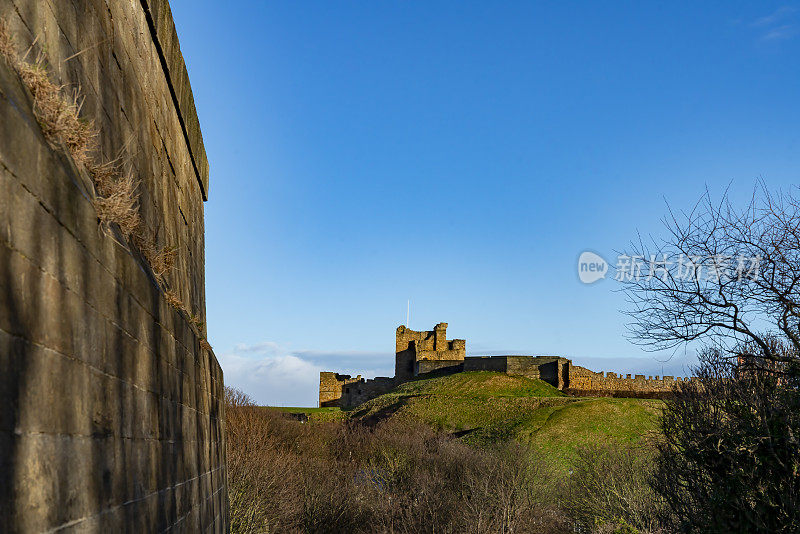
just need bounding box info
[350,371,662,467]
[517,397,662,469]
[392,370,565,398]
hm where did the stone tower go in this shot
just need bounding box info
[395,323,466,381]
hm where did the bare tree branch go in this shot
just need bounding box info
[619,183,800,363]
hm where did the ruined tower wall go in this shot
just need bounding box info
[395,325,430,381]
[319,373,395,408]
[0,0,227,531]
[395,323,465,381]
[319,372,363,407]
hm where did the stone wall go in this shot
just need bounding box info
[463,355,510,373]
[395,323,465,381]
[1,0,208,320]
[0,0,227,531]
[416,359,464,375]
[565,364,691,398]
[319,372,364,407]
[519,357,569,390]
[464,355,569,388]
[319,372,395,408]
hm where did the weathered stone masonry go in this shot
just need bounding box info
[0,0,226,532]
[564,364,693,399]
[321,322,694,407]
[396,322,466,381]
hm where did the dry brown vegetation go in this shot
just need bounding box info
[0,19,208,343]
[0,22,134,236]
[225,387,669,534]
[563,444,667,533]
[92,172,141,238]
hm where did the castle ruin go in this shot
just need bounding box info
[320,322,693,407]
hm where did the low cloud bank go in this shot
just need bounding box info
[218,342,393,407]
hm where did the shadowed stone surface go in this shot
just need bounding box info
[0,0,227,531]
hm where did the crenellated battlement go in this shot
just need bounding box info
[565,364,695,398]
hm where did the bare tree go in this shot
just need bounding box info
[620,184,800,532]
[620,183,800,366]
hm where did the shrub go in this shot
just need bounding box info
[654,348,800,533]
[563,442,667,533]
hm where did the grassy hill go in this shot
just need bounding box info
[349,371,663,468]
[265,371,662,470]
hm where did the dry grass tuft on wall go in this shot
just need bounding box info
[0,19,211,345]
[93,172,142,237]
[0,20,145,249]
[164,289,184,309]
[134,236,176,279]
[165,288,206,336]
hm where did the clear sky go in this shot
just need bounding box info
[170,1,800,406]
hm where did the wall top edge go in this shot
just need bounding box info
[140,0,210,200]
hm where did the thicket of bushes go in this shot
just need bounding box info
[227,362,800,534]
[225,387,666,534]
[653,348,800,533]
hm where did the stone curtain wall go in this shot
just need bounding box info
[0,0,227,532]
[463,356,510,373]
[464,356,569,389]
[346,377,395,407]
[565,364,691,398]
[416,359,464,375]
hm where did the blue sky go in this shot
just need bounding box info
[170,2,800,406]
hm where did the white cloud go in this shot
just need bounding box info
[751,6,798,41]
[752,6,797,27]
[762,24,798,41]
[218,342,393,407]
[218,349,321,407]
